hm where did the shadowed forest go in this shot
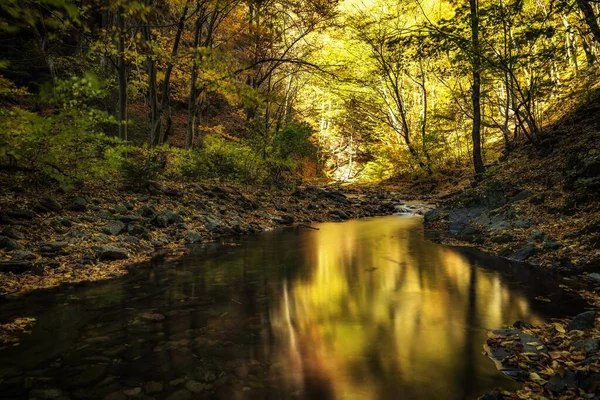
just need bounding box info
[1,1,600,400]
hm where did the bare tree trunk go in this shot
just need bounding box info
[151,0,191,146]
[117,5,128,141]
[576,0,600,46]
[470,0,485,176]
[186,1,204,150]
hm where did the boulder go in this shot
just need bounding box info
[34,197,62,212]
[0,235,20,251]
[273,215,294,225]
[187,231,203,244]
[67,197,87,211]
[139,205,157,218]
[97,246,129,261]
[568,311,596,331]
[6,209,36,220]
[127,224,152,240]
[2,226,25,240]
[510,245,537,262]
[102,220,126,236]
[153,210,184,227]
[329,209,349,220]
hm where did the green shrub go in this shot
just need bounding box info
[0,73,119,183]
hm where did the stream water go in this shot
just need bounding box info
[0,216,586,400]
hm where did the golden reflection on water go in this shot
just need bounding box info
[268,216,543,400]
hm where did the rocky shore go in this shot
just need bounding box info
[0,183,432,299]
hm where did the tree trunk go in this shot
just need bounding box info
[186,1,204,150]
[117,5,128,141]
[576,0,600,46]
[470,0,485,176]
[151,0,190,146]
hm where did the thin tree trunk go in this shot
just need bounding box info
[151,0,190,146]
[186,1,204,150]
[576,0,600,45]
[117,5,127,141]
[470,0,485,176]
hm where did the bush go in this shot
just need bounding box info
[179,136,266,184]
[0,74,119,183]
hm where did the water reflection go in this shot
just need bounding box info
[0,216,584,400]
[267,217,545,399]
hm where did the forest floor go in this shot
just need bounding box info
[415,95,600,399]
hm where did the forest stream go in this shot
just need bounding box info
[0,216,588,400]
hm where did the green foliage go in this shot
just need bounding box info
[0,74,119,183]
[272,122,317,160]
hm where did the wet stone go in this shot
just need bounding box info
[122,387,142,397]
[29,388,63,399]
[144,381,164,394]
[165,389,191,400]
[185,380,205,393]
[105,392,127,400]
[139,313,165,322]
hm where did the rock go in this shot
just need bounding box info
[127,224,151,240]
[572,338,599,353]
[139,205,156,218]
[186,231,203,244]
[12,250,36,260]
[122,387,142,397]
[60,218,73,227]
[40,242,67,253]
[165,389,191,400]
[114,205,128,214]
[2,226,25,240]
[490,233,516,243]
[273,215,294,225]
[576,155,600,178]
[34,197,62,212]
[139,313,165,322]
[6,209,36,219]
[203,216,222,233]
[184,380,205,393]
[97,246,129,261]
[67,197,87,211]
[529,230,545,242]
[543,240,561,250]
[153,211,184,228]
[117,214,141,224]
[568,311,596,331]
[546,371,577,393]
[529,193,546,205]
[105,392,127,400]
[0,260,32,273]
[589,273,600,283]
[29,389,63,399]
[509,190,533,203]
[510,245,537,262]
[144,381,163,394]
[63,364,108,388]
[123,236,139,243]
[102,220,126,236]
[329,209,349,220]
[0,235,20,251]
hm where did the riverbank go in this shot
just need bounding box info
[416,99,600,399]
[0,181,434,347]
[0,182,429,298]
